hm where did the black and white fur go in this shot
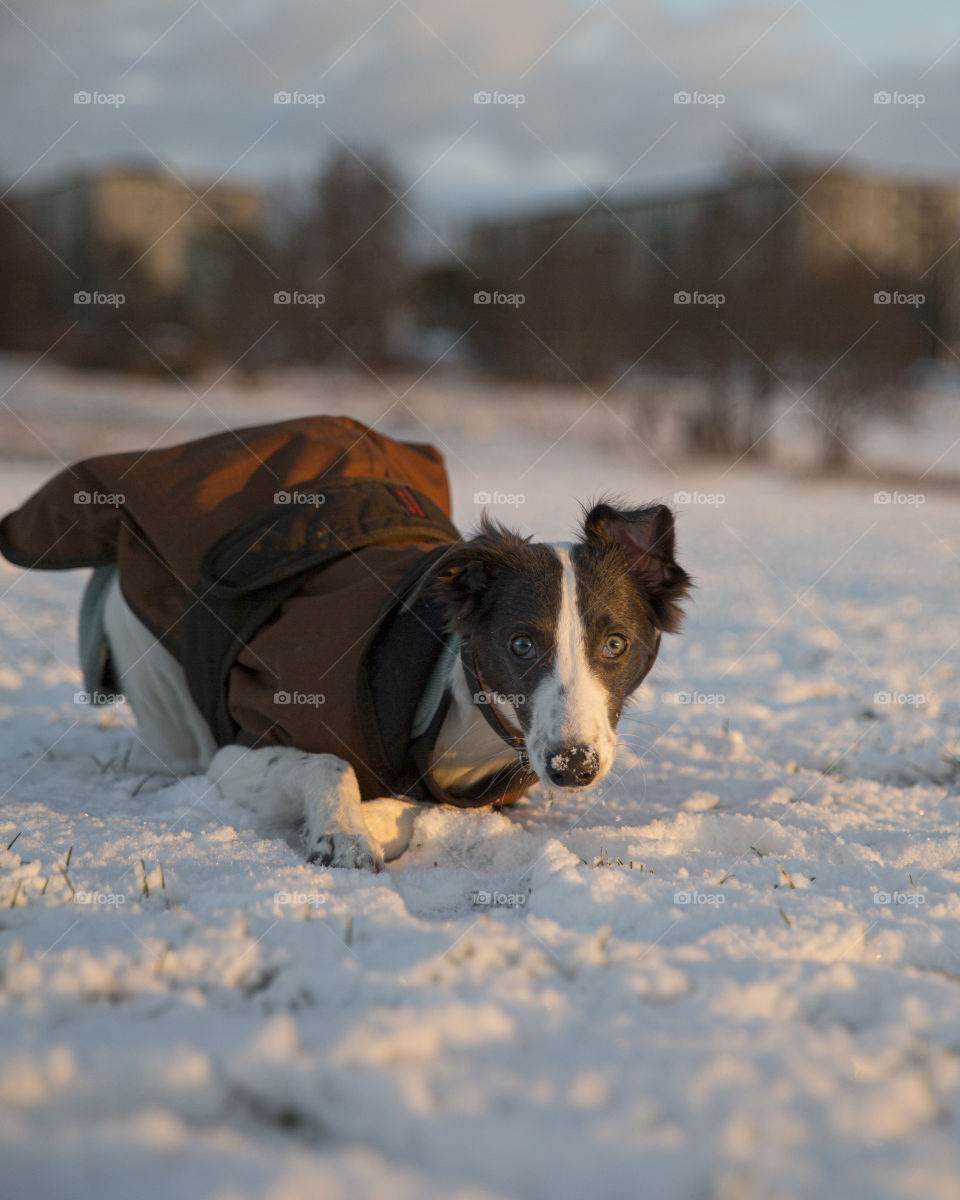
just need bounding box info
[103,501,690,871]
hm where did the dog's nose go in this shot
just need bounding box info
[545,744,600,788]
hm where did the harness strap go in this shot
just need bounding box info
[406,702,536,809]
[402,643,537,809]
[458,644,531,772]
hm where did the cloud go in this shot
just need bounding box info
[2,0,959,218]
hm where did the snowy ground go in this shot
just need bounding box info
[2,358,960,1200]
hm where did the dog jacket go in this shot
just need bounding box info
[0,416,532,806]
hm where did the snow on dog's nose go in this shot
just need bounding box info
[545,744,600,788]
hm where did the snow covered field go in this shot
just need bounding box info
[2,358,960,1199]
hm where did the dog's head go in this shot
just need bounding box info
[432,499,692,791]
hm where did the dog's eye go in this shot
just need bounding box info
[509,634,536,660]
[602,635,628,659]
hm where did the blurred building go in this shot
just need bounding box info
[470,163,960,300]
[18,165,265,297]
[460,163,960,380]
[792,166,960,278]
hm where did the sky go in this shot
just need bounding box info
[2,0,960,225]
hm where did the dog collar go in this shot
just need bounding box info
[406,673,536,809]
[459,644,531,773]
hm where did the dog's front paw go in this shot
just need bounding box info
[307,831,384,872]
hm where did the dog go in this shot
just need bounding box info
[100,502,691,870]
[0,418,691,870]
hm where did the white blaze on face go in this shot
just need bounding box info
[527,546,618,784]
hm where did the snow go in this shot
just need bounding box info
[2,357,960,1199]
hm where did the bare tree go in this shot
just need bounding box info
[793,259,932,470]
[295,147,409,366]
[0,188,61,351]
[189,225,287,377]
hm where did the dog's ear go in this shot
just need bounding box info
[583,501,692,632]
[430,515,529,634]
